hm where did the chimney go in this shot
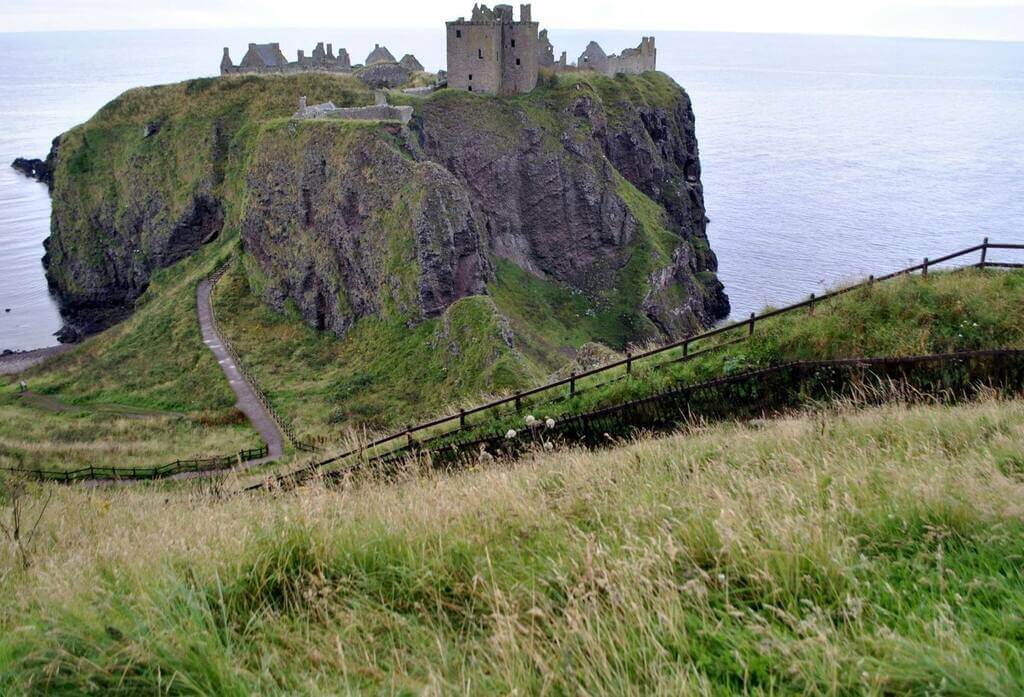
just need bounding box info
[298,49,305,60]
[248,43,256,50]
[520,4,531,22]
[327,43,334,58]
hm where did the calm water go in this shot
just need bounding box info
[1,29,1022,351]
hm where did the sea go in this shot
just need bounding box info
[1,28,1022,351]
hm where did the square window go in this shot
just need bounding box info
[516,58,521,66]
[456,29,462,38]
[468,85,473,92]
[469,74,473,80]
[478,48,483,59]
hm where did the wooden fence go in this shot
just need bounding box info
[270,349,1024,490]
[256,239,1023,490]
[3,445,269,484]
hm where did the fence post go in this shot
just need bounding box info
[459,409,466,429]
[515,392,522,413]
[407,426,414,448]
[683,339,689,358]
[868,274,874,286]
[626,352,632,374]
[923,257,929,276]
[748,312,756,336]
[981,237,988,267]
[809,294,815,316]
[570,372,576,397]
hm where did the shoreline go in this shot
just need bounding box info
[0,344,73,375]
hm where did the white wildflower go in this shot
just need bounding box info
[717,573,726,582]
[505,429,517,439]
[543,441,554,451]
[545,417,555,429]
[525,415,537,427]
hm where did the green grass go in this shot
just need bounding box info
[2,396,1023,693]
[0,383,258,472]
[212,258,541,441]
[436,268,1024,444]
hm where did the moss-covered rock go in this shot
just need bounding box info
[44,70,728,352]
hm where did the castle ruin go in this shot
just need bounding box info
[577,37,656,76]
[220,42,420,78]
[446,4,539,96]
[444,4,658,96]
[219,7,658,97]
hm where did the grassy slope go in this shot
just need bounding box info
[214,256,540,440]
[0,74,380,467]
[210,73,701,440]
[2,396,1023,693]
[450,268,1024,440]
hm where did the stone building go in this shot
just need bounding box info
[578,37,656,76]
[446,4,539,95]
[399,54,425,72]
[366,44,397,65]
[222,42,353,75]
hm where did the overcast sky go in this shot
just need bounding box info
[1,0,1023,41]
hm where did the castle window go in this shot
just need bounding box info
[469,74,473,80]
[516,58,521,66]
[468,86,473,92]
[478,48,483,59]
[511,39,516,48]
[456,29,462,38]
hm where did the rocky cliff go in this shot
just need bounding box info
[42,71,728,353]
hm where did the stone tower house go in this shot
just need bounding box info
[446,4,539,96]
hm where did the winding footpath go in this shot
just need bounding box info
[197,277,284,464]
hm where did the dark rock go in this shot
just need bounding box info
[356,62,412,89]
[55,325,83,344]
[143,120,163,138]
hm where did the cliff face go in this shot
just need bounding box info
[43,71,728,352]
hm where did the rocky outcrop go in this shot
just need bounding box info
[240,123,486,334]
[410,74,728,338]
[41,71,728,349]
[356,62,412,89]
[11,137,59,190]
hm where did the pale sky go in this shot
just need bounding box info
[1,0,1023,41]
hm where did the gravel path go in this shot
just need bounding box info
[197,278,284,465]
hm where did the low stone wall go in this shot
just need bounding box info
[308,104,414,125]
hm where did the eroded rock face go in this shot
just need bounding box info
[240,126,486,335]
[42,72,728,346]
[410,77,728,337]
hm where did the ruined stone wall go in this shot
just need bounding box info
[500,22,539,95]
[446,22,502,93]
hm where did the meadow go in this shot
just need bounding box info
[2,394,1023,693]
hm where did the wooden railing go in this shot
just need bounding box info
[3,445,269,484]
[257,239,1023,488]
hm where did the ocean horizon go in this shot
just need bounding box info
[1,27,1022,351]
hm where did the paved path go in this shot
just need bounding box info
[197,278,284,464]
[0,345,73,376]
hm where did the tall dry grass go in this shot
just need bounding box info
[1,396,1023,693]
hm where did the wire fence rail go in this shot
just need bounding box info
[2,445,269,484]
[254,239,1023,490]
[261,349,1024,491]
[207,260,318,453]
